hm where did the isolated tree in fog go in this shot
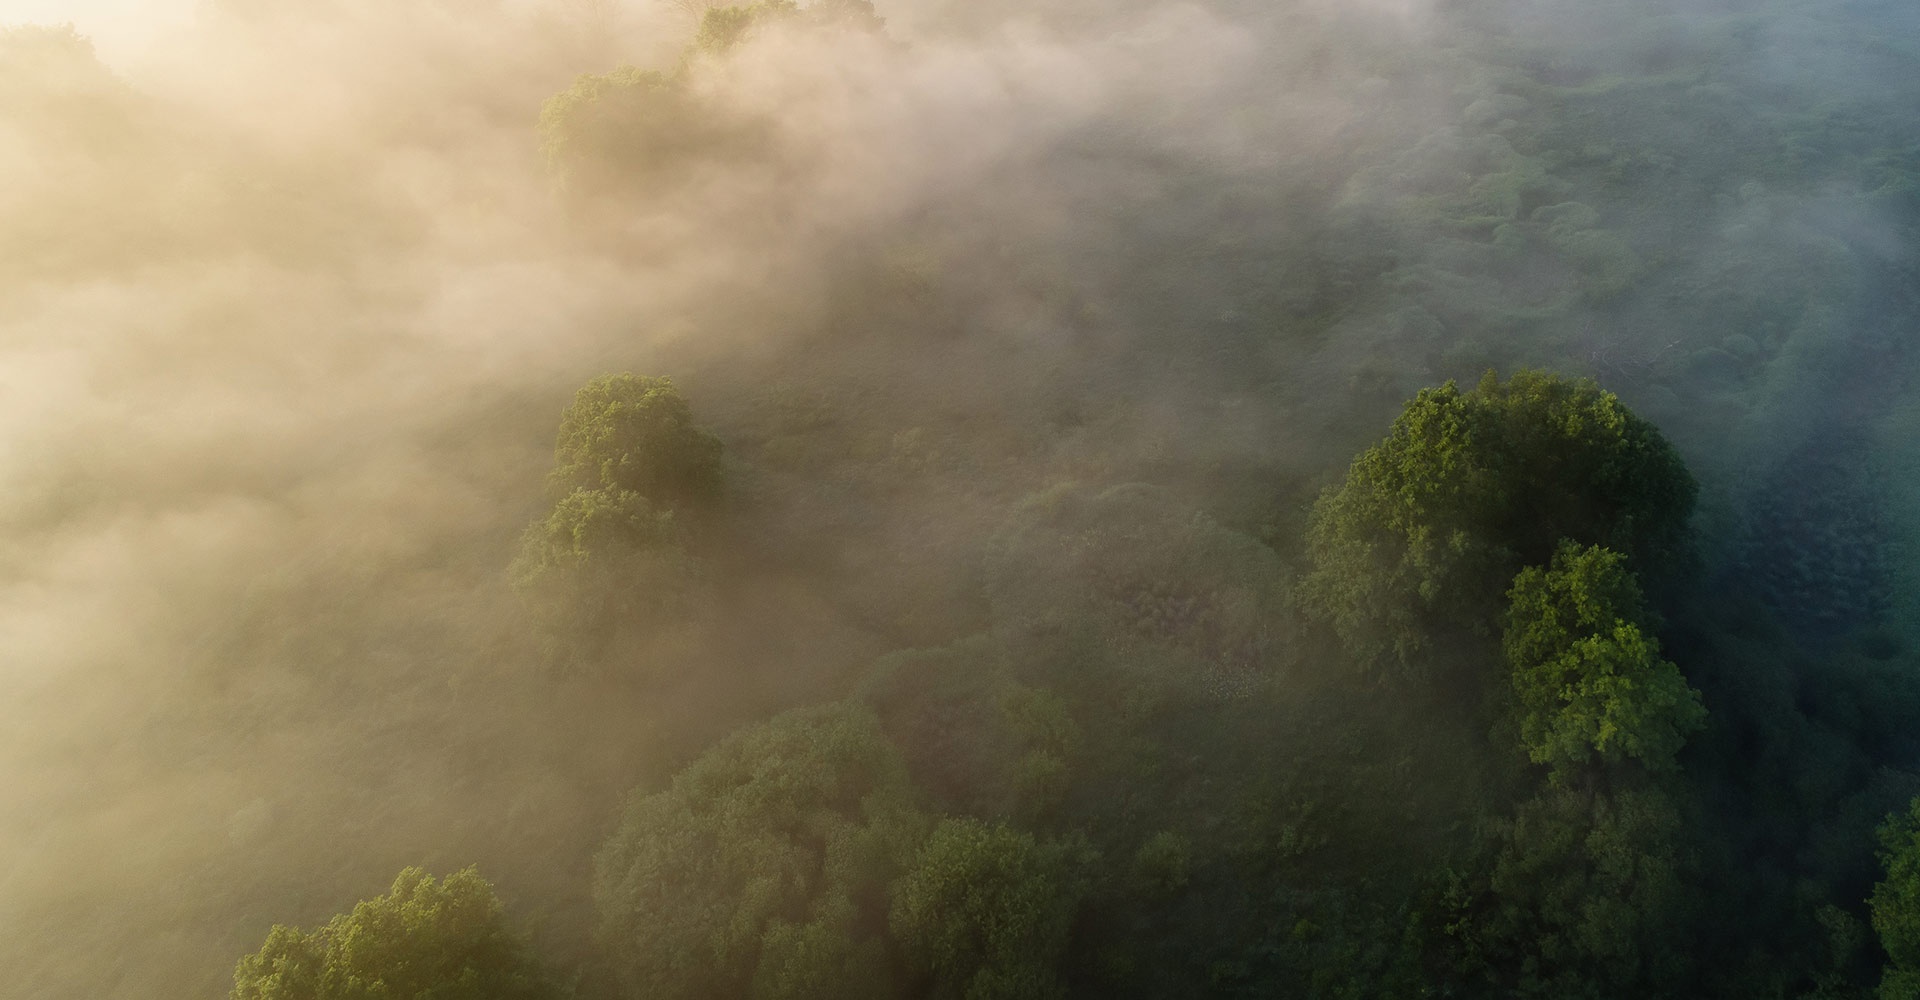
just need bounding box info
[538,69,719,193]
[1299,370,1695,677]
[515,373,722,657]
[549,373,723,512]
[230,866,556,1000]
[511,485,695,653]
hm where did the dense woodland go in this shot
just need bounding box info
[4,0,1920,997]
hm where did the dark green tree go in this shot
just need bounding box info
[889,818,1094,1000]
[1299,370,1695,677]
[1873,798,1920,999]
[1461,784,1693,999]
[593,704,927,1000]
[230,867,558,1000]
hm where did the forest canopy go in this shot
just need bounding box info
[3,1,1919,999]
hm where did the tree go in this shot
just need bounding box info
[513,373,722,656]
[548,373,724,511]
[889,818,1094,1000]
[537,70,744,194]
[1299,370,1695,677]
[511,486,694,655]
[1463,784,1693,999]
[1873,798,1920,999]
[693,1,799,55]
[1503,542,1706,785]
[593,704,927,1000]
[231,867,558,1000]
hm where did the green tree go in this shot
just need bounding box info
[1463,784,1693,999]
[511,486,694,656]
[1503,542,1706,785]
[231,867,558,1000]
[1299,370,1695,677]
[594,704,927,1000]
[1872,798,1920,999]
[889,818,1094,1000]
[537,69,752,195]
[694,1,799,55]
[549,373,724,510]
[513,374,720,658]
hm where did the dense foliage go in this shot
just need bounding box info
[230,868,557,1000]
[1503,541,1704,784]
[592,705,924,1000]
[9,1,1920,999]
[1300,370,1696,677]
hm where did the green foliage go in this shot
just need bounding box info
[511,373,721,657]
[549,374,724,511]
[1504,542,1705,783]
[230,867,558,1000]
[510,487,693,655]
[889,818,1094,1000]
[695,2,800,56]
[537,69,743,195]
[985,482,1294,696]
[1455,785,1692,999]
[856,637,1081,820]
[1131,831,1192,897]
[593,704,926,1000]
[1300,370,1695,677]
[1874,798,1920,999]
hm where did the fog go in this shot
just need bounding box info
[2,0,1917,997]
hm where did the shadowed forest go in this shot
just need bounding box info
[4,0,1920,997]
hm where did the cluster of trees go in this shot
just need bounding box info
[231,368,1920,999]
[201,0,1920,998]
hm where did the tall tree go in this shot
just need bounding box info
[548,373,724,512]
[1299,370,1695,678]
